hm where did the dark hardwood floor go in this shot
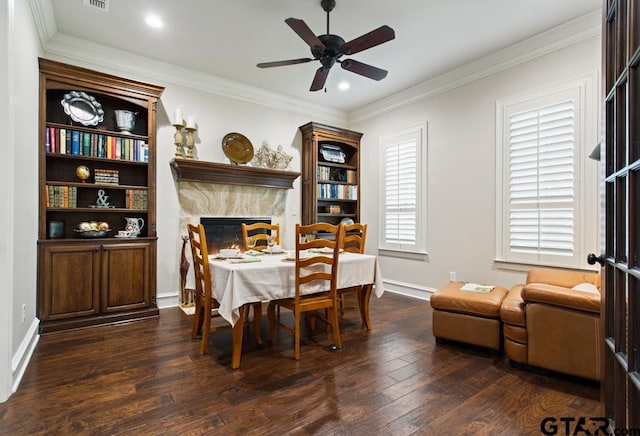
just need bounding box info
[0,293,600,435]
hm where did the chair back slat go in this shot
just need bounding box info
[342,223,367,254]
[241,222,280,251]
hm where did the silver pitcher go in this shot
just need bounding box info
[114,110,137,134]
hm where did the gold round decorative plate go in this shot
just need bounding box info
[222,132,254,164]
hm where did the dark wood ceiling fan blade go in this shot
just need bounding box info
[285,18,326,50]
[310,67,330,91]
[341,25,395,55]
[257,58,313,68]
[340,59,388,80]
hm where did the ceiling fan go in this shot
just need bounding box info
[257,0,395,92]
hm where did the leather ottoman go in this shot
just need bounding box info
[430,281,508,350]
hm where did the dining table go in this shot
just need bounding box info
[208,249,384,368]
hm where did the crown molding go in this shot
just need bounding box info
[28,0,56,50]
[349,9,602,124]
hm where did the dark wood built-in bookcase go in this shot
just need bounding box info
[299,122,362,227]
[37,58,164,333]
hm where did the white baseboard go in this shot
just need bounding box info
[11,318,39,395]
[156,291,180,309]
[382,279,436,301]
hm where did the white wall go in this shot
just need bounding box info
[351,36,601,296]
[0,0,41,402]
[0,0,13,403]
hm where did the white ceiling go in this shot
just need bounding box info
[46,0,601,113]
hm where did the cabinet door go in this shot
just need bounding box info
[100,241,151,313]
[39,244,101,321]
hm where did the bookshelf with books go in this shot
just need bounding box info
[37,58,164,333]
[299,122,362,229]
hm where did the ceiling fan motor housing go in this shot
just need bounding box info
[314,34,345,69]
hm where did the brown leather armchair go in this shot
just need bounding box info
[500,268,601,381]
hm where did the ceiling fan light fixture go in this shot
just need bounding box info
[257,0,395,92]
[338,81,350,91]
[145,14,163,28]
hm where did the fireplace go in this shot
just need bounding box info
[200,216,271,253]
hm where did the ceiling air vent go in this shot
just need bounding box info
[82,0,109,12]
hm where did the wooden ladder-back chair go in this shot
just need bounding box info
[267,222,345,360]
[187,223,262,355]
[241,222,280,252]
[339,223,368,315]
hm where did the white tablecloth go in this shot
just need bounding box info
[209,252,384,326]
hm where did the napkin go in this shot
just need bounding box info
[228,257,262,264]
[264,246,286,254]
[244,250,265,256]
[309,247,343,254]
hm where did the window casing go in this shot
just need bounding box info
[379,123,427,254]
[495,78,598,269]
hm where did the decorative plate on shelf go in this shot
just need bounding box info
[222,132,254,164]
[61,91,105,126]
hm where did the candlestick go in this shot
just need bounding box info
[186,116,196,129]
[185,126,196,159]
[174,108,183,125]
[172,122,185,158]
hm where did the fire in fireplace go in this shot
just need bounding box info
[200,217,271,253]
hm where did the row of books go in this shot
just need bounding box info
[45,185,148,210]
[317,167,356,183]
[45,185,77,208]
[125,189,148,210]
[317,183,358,200]
[45,127,148,162]
[94,169,119,185]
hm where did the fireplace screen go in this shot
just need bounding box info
[200,216,271,253]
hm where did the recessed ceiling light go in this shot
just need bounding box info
[145,15,163,29]
[338,81,350,91]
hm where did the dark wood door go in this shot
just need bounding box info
[100,241,151,313]
[38,243,101,321]
[601,0,640,430]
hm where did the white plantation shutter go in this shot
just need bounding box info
[495,78,599,270]
[508,101,575,257]
[384,139,417,244]
[380,124,427,253]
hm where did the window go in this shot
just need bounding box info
[379,123,427,254]
[495,78,598,269]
